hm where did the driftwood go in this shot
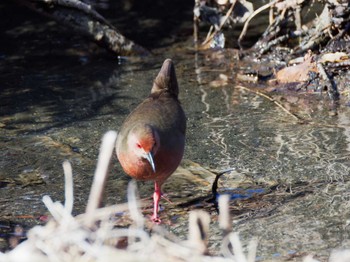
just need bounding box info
[18,0,150,56]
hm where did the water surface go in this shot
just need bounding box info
[1,2,350,260]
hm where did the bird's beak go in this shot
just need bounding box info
[146,152,156,173]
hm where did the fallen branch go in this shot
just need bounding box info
[18,0,150,56]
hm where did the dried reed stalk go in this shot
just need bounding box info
[0,131,258,262]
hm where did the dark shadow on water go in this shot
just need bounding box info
[0,56,130,135]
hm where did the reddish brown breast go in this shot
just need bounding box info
[116,59,186,185]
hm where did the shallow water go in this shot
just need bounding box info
[1,2,350,261]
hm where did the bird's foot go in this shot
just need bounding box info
[151,215,161,224]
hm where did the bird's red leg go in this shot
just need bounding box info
[151,181,161,223]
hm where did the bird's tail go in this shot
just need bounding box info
[151,59,179,97]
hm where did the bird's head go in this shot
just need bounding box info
[128,124,160,172]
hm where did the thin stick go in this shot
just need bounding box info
[218,0,237,31]
[211,168,234,201]
[201,0,237,47]
[85,131,118,226]
[63,160,73,215]
[204,25,214,43]
[236,85,350,129]
[236,85,301,121]
[269,5,274,25]
[238,0,279,47]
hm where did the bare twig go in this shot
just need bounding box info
[238,0,279,48]
[211,168,235,203]
[236,85,302,121]
[201,0,237,47]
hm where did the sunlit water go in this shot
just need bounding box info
[1,4,350,260]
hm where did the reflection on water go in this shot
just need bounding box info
[1,44,350,258]
[338,111,350,153]
[0,0,349,258]
[192,61,350,184]
[190,52,350,259]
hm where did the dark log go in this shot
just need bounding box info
[19,0,150,56]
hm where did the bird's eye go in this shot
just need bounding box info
[137,143,142,148]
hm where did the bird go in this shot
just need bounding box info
[116,59,186,223]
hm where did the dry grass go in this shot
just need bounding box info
[0,131,348,262]
[0,131,256,262]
